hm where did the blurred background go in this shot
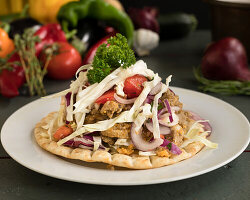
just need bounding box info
[0,0,250,98]
[119,0,210,29]
[0,0,210,29]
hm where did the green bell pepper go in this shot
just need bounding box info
[57,0,134,47]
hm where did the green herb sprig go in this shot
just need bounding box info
[14,29,52,96]
[0,51,20,73]
[87,34,136,84]
[194,67,250,95]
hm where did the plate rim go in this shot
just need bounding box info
[1,87,250,185]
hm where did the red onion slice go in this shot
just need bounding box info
[149,82,162,95]
[65,92,71,106]
[83,135,94,141]
[131,123,163,151]
[114,93,136,104]
[164,99,173,122]
[157,107,167,116]
[74,137,94,147]
[188,111,212,136]
[145,122,171,135]
[64,138,93,148]
[161,139,182,155]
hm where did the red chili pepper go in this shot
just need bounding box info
[82,32,117,65]
[0,53,25,98]
[34,23,67,56]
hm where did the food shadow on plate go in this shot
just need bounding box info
[60,157,132,171]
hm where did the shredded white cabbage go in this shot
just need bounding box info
[152,84,167,139]
[185,120,208,138]
[57,110,134,145]
[93,136,102,151]
[134,103,152,132]
[183,120,218,149]
[181,131,217,149]
[43,70,88,99]
[128,73,161,117]
[151,75,171,139]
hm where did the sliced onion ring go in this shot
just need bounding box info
[131,123,163,151]
[145,122,171,135]
[149,82,162,95]
[114,93,136,104]
[164,99,173,122]
[188,111,212,136]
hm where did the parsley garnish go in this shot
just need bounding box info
[87,33,136,84]
[167,143,172,151]
[158,103,164,111]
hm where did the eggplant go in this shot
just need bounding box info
[158,12,198,40]
[72,18,107,50]
[9,17,41,39]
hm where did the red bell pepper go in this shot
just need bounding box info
[82,32,117,65]
[34,23,67,56]
[0,53,25,98]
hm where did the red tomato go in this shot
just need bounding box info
[53,124,73,141]
[44,42,82,80]
[95,90,115,104]
[123,74,148,98]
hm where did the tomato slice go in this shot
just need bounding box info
[53,125,73,141]
[95,89,115,104]
[123,74,148,98]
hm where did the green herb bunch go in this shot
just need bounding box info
[14,29,53,96]
[87,33,136,84]
[194,67,250,95]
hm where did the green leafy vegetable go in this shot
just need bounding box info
[87,33,136,84]
[194,67,250,95]
[167,143,172,151]
[158,103,164,111]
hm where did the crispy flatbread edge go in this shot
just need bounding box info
[34,112,205,169]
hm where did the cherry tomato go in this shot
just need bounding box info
[123,74,148,98]
[44,42,82,80]
[95,89,115,104]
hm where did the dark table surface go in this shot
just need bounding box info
[0,30,249,200]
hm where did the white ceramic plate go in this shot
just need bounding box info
[1,87,250,185]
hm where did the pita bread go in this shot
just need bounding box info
[34,112,205,169]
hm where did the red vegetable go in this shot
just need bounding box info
[0,53,25,98]
[128,7,159,33]
[42,42,82,80]
[34,24,67,56]
[95,89,115,104]
[82,32,117,65]
[53,124,73,141]
[201,37,250,81]
[123,74,148,98]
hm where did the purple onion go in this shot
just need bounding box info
[145,122,171,135]
[164,99,173,123]
[83,135,94,141]
[188,111,212,137]
[131,123,163,151]
[161,139,182,155]
[65,92,72,106]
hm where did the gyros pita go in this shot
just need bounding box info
[34,60,217,169]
